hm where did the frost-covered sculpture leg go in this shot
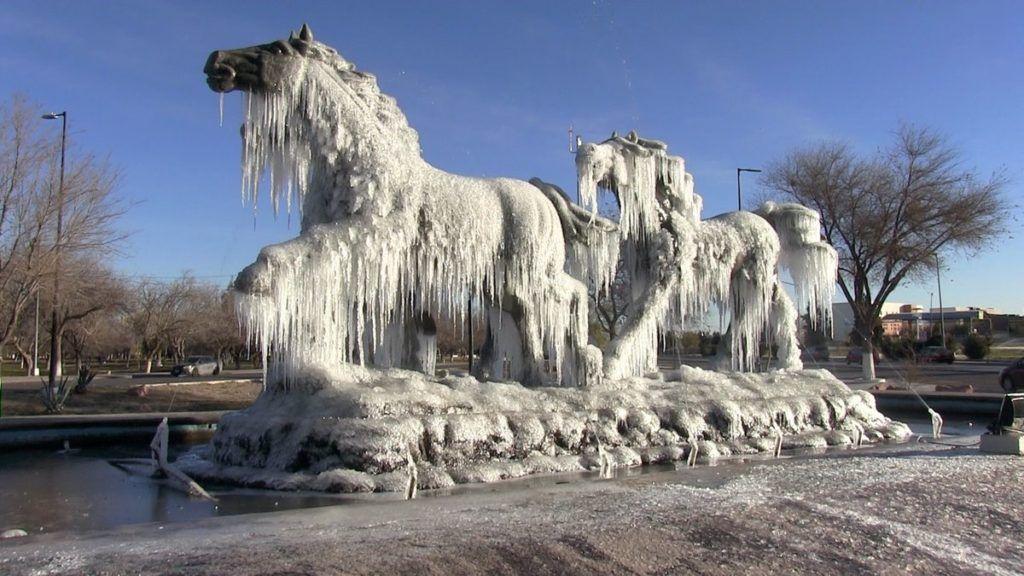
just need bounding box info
[370,312,437,376]
[478,298,542,384]
[769,284,801,370]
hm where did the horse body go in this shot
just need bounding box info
[207,27,596,387]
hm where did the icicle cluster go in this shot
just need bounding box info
[756,202,838,332]
[575,134,836,375]
[230,46,591,387]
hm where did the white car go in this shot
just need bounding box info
[171,355,220,377]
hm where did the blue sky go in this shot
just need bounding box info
[2,1,1021,314]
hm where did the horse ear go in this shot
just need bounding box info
[289,31,298,42]
[299,23,314,42]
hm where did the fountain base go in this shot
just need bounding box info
[180,364,909,493]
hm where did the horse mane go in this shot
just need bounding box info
[314,42,421,155]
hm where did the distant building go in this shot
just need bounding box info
[883,308,990,341]
[831,302,906,342]
[831,301,1010,342]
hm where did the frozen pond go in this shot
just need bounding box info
[0,411,984,536]
[0,443,351,535]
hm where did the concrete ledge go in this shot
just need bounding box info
[871,390,1003,417]
[0,411,225,449]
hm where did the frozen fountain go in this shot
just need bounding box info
[183,25,909,493]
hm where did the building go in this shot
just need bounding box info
[882,307,990,341]
[832,301,1009,342]
[831,302,907,342]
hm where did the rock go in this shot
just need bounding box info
[2,529,28,539]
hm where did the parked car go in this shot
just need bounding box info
[845,346,880,365]
[916,346,955,364]
[171,355,220,377]
[800,344,831,362]
[1000,357,1024,392]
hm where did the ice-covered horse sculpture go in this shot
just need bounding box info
[574,132,837,378]
[204,25,601,387]
[186,27,908,495]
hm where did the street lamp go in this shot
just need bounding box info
[736,168,761,211]
[935,254,946,344]
[42,111,67,388]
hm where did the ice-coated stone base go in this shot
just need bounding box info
[180,364,910,493]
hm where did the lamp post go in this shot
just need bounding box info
[736,168,761,211]
[935,255,946,345]
[42,111,66,388]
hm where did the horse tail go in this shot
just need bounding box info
[529,178,620,292]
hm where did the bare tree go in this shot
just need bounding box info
[0,95,57,354]
[188,283,245,369]
[763,124,1012,378]
[0,95,126,377]
[126,276,201,373]
[589,261,631,345]
[58,261,127,373]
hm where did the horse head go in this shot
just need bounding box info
[204,24,349,94]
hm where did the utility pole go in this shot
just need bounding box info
[42,111,67,388]
[936,256,946,345]
[736,168,761,211]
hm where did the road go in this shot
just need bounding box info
[0,369,262,392]
[2,358,1010,394]
[658,355,1009,393]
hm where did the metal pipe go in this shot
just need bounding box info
[736,168,762,211]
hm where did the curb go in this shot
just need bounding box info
[871,390,1003,417]
[0,411,225,449]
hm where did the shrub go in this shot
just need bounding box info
[962,333,992,360]
[879,336,916,360]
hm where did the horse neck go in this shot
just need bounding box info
[299,70,428,224]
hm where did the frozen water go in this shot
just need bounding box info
[181,364,909,493]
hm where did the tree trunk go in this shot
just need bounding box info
[52,331,63,379]
[853,313,879,381]
[13,341,33,376]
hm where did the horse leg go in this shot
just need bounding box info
[769,284,802,370]
[715,270,769,372]
[558,274,604,387]
[603,270,678,380]
[369,310,438,375]
[480,295,543,384]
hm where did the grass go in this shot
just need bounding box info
[0,380,262,417]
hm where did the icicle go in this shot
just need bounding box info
[228,58,593,387]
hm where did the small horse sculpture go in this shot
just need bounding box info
[574,132,836,377]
